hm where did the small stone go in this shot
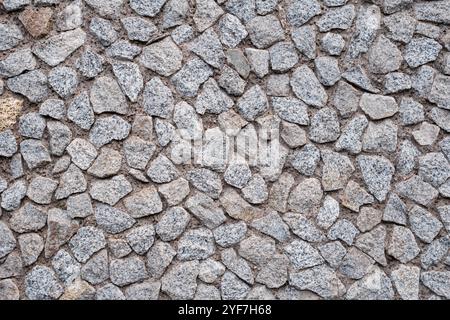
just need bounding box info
[52,249,81,285]
[291,25,316,60]
[161,0,190,29]
[429,74,450,110]
[388,225,420,263]
[19,113,46,139]
[409,206,443,243]
[399,98,425,125]
[140,37,182,77]
[0,279,19,300]
[283,212,325,242]
[421,271,450,299]
[7,70,48,103]
[75,50,104,78]
[314,56,341,86]
[106,40,141,60]
[121,17,157,42]
[87,147,122,178]
[286,0,321,27]
[0,130,17,158]
[199,259,225,284]
[246,14,285,49]
[430,107,450,133]
[161,261,199,299]
[185,192,226,229]
[288,178,323,213]
[368,35,402,74]
[217,14,247,48]
[0,49,37,78]
[48,66,78,98]
[66,138,97,170]
[316,4,355,32]
[196,78,233,115]
[404,37,442,68]
[67,193,93,219]
[129,0,165,17]
[318,241,346,269]
[25,266,63,300]
[20,139,51,169]
[321,32,345,56]
[345,266,394,300]
[342,66,379,93]
[419,152,450,187]
[383,194,407,225]
[213,221,248,248]
[177,228,215,261]
[421,236,450,269]
[384,72,411,93]
[360,94,398,120]
[146,241,176,278]
[289,265,345,299]
[335,115,368,154]
[339,247,374,280]
[283,239,324,270]
[221,248,254,284]
[67,91,95,130]
[112,61,143,102]
[32,28,86,66]
[80,249,109,285]
[27,176,57,205]
[94,203,135,234]
[90,175,132,206]
[89,115,131,148]
[90,76,128,114]
[328,219,359,245]
[155,207,190,242]
[321,149,355,191]
[357,155,394,202]
[391,265,420,300]
[362,120,398,153]
[47,121,72,156]
[309,108,340,143]
[110,257,148,287]
[96,284,125,300]
[317,195,340,229]
[194,0,224,32]
[18,233,43,267]
[171,57,213,97]
[0,222,16,259]
[291,65,328,108]
[125,280,161,300]
[396,175,439,206]
[269,42,299,72]
[126,225,155,255]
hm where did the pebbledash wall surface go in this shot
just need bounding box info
[0,0,449,301]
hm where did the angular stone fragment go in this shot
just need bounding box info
[421,271,450,299]
[89,116,131,148]
[404,37,442,68]
[362,120,398,153]
[94,204,135,234]
[357,155,394,202]
[213,222,247,248]
[309,108,340,143]
[246,14,285,49]
[90,175,132,206]
[171,57,213,97]
[18,7,51,38]
[291,65,328,108]
[7,70,48,103]
[368,35,402,74]
[25,266,63,300]
[396,175,439,206]
[87,147,122,178]
[345,267,394,300]
[161,261,199,300]
[360,94,398,120]
[391,265,420,300]
[283,212,325,243]
[139,37,182,77]
[110,257,148,287]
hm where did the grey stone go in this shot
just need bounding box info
[357,155,394,202]
[88,147,122,178]
[199,259,225,284]
[125,280,161,300]
[419,152,450,187]
[147,154,179,184]
[292,65,328,108]
[126,225,155,255]
[194,0,224,32]
[19,113,46,139]
[196,78,233,115]
[221,271,251,300]
[121,17,157,42]
[48,66,78,98]
[345,267,394,300]
[396,175,439,206]
[317,195,340,229]
[161,0,190,29]
[384,72,411,94]
[318,241,347,269]
[251,211,290,242]
[321,32,345,56]
[52,249,80,285]
[90,175,132,206]
[291,25,316,60]
[409,205,442,244]
[47,121,72,156]
[0,23,23,51]
[20,139,51,169]
[368,35,402,74]
[177,228,215,261]
[384,11,416,43]
[290,144,320,176]
[396,140,421,176]
[0,130,17,158]
[340,180,374,212]
[27,176,57,205]
[146,241,176,278]
[383,194,407,225]
[25,266,63,300]
[391,265,420,300]
[156,207,190,242]
[140,37,182,76]
[96,284,125,300]
[269,42,298,72]
[283,239,324,270]
[335,115,368,154]
[66,138,97,170]
[90,76,128,114]
[360,93,398,120]
[130,0,166,17]
[106,40,141,60]
[421,236,450,269]
[94,203,135,234]
[44,209,78,258]
[421,271,450,299]
[412,65,436,98]
[143,77,174,119]
[213,221,247,248]
[339,247,374,280]
[346,5,381,59]
[18,233,43,266]
[9,202,46,233]
[283,212,325,242]
[246,14,285,49]
[161,261,199,299]
[399,98,424,125]
[56,1,83,31]
[316,4,355,32]
[221,248,254,284]
[0,222,16,259]
[289,265,345,299]
[387,225,420,263]
[81,249,109,285]
[185,192,226,229]
[85,0,123,18]
[342,66,379,93]
[309,108,340,143]
[67,91,95,130]
[321,149,355,191]
[218,14,247,48]
[225,0,256,23]
[89,115,131,148]
[0,49,37,78]
[404,37,442,68]
[429,74,450,110]
[171,24,194,45]
[414,1,450,24]
[7,70,48,103]
[430,107,450,133]
[110,257,148,287]
[328,219,359,245]
[286,0,321,27]
[33,28,86,66]
[67,193,93,219]
[75,50,104,78]
[355,225,387,266]
[314,56,341,86]
[171,57,213,97]
[69,226,105,263]
[362,120,398,153]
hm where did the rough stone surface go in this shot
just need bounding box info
[0,0,448,301]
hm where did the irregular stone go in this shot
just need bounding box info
[139,37,182,77]
[94,203,135,234]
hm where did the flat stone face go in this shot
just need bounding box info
[0,0,449,301]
